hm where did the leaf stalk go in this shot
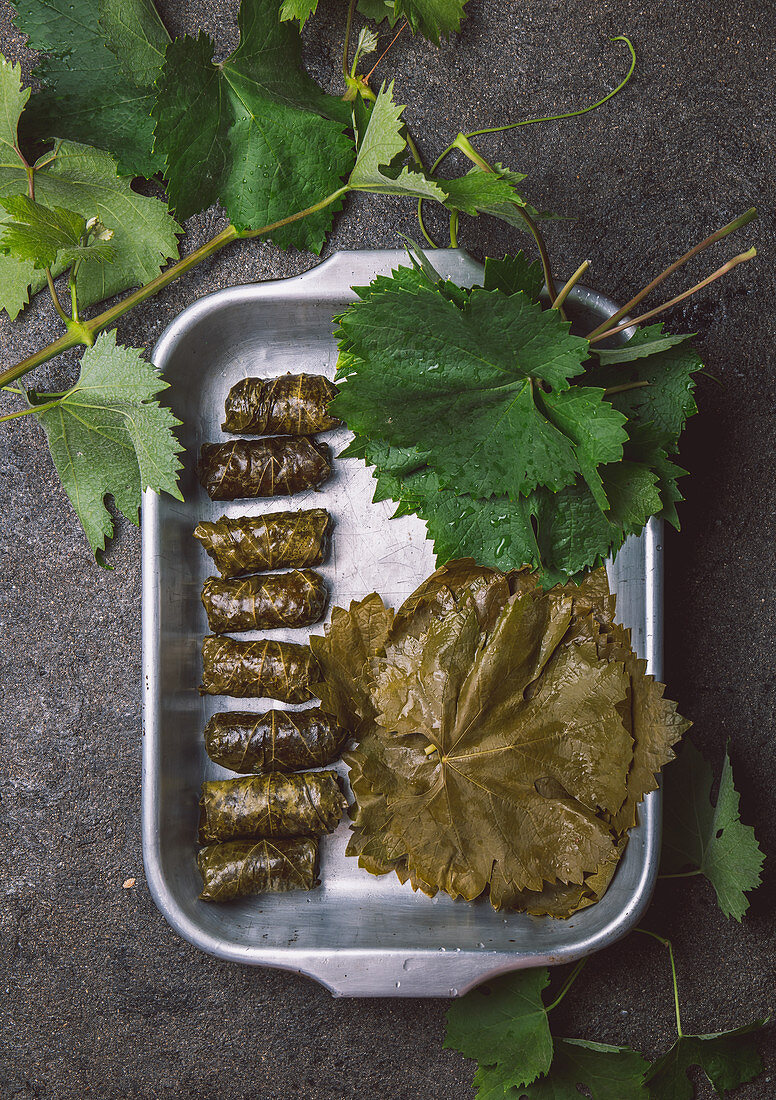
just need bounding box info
[342,0,358,79]
[553,260,590,311]
[588,248,757,343]
[0,398,61,423]
[45,268,69,324]
[0,189,348,390]
[587,207,758,339]
[545,958,587,1013]
[636,929,683,1037]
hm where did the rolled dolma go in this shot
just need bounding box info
[198,437,332,501]
[199,770,347,842]
[222,373,341,436]
[193,508,331,579]
[198,837,319,902]
[201,570,328,634]
[204,708,349,774]
[200,636,319,701]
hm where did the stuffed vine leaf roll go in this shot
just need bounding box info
[200,636,319,701]
[198,437,332,501]
[222,373,341,436]
[193,508,331,579]
[201,570,328,634]
[198,837,319,902]
[199,770,347,842]
[204,708,349,773]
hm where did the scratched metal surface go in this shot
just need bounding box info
[141,249,662,997]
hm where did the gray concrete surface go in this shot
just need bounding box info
[0,0,774,1096]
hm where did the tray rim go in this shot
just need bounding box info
[141,247,662,997]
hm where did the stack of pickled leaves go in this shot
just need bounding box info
[332,253,701,584]
[310,561,690,915]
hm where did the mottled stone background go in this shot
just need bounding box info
[0,0,773,1096]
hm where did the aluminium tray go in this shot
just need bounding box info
[141,248,662,998]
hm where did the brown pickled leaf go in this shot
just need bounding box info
[309,593,394,734]
[199,770,346,841]
[198,437,332,500]
[201,569,328,633]
[391,557,510,644]
[340,561,687,912]
[204,707,348,773]
[198,837,319,901]
[606,622,691,833]
[199,635,319,701]
[222,373,341,435]
[193,508,331,578]
[369,600,630,898]
[497,838,626,917]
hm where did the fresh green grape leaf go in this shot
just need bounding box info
[99,0,170,87]
[348,83,447,200]
[511,1039,648,1099]
[357,0,399,25]
[532,464,661,584]
[440,167,526,214]
[648,450,687,529]
[0,139,181,308]
[440,165,528,220]
[464,163,557,232]
[483,252,545,301]
[280,0,319,27]
[399,465,543,572]
[357,0,467,40]
[444,969,553,1092]
[0,55,29,156]
[394,0,469,43]
[586,325,700,452]
[644,1022,767,1100]
[662,740,764,921]
[339,434,430,504]
[594,331,694,365]
[0,58,36,316]
[152,0,354,250]
[335,279,614,500]
[353,435,660,582]
[0,253,34,318]
[30,330,183,561]
[0,194,114,269]
[10,0,166,178]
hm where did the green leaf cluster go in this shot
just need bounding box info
[0,55,180,319]
[30,330,183,561]
[152,0,355,250]
[444,966,767,1099]
[0,194,115,269]
[281,0,471,43]
[11,0,169,178]
[661,739,764,921]
[334,255,701,582]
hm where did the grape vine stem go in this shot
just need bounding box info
[0,188,347,389]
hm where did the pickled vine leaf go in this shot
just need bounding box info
[201,569,327,633]
[199,635,319,701]
[193,508,331,579]
[199,771,346,842]
[198,437,332,500]
[309,593,395,735]
[314,564,688,912]
[198,837,319,901]
[204,708,348,774]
